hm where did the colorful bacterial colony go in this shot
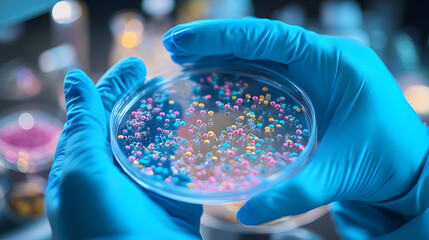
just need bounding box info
[115,72,312,194]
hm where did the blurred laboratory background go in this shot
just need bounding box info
[0,0,428,239]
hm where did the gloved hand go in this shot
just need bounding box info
[45,57,202,240]
[163,19,429,239]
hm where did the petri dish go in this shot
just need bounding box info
[0,106,63,173]
[111,61,317,204]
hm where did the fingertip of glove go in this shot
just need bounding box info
[236,207,255,226]
[162,26,194,53]
[64,70,93,98]
[65,69,88,83]
[117,56,144,66]
[114,56,147,74]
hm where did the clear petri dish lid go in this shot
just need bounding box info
[111,61,317,204]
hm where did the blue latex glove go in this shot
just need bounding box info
[45,57,202,240]
[163,19,429,239]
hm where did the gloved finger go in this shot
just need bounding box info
[143,188,203,235]
[163,18,320,65]
[46,123,67,194]
[62,70,112,171]
[237,145,337,225]
[46,123,67,191]
[45,123,67,227]
[97,57,147,115]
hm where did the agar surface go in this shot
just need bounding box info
[117,73,310,192]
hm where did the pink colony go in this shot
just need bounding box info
[196,180,204,187]
[208,176,216,183]
[251,177,260,185]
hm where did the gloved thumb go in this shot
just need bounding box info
[62,70,111,171]
[237,146,336,225]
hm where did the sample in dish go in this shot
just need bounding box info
[111,62,316,203]
[0,107,63,173]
